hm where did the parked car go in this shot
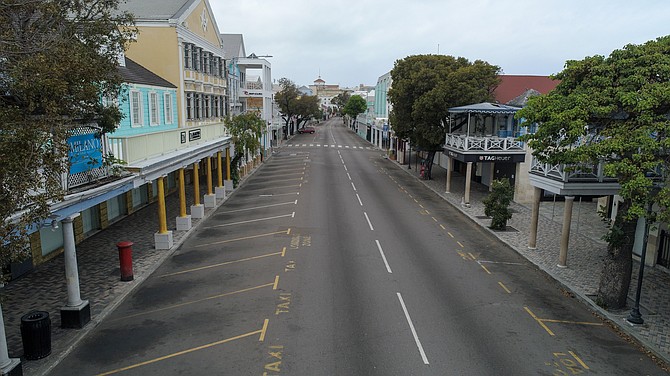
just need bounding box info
[298,126,315,134]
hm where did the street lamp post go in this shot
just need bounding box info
[627,200,654,325]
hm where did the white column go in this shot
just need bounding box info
[0,303,20,373]
[464,161,473,207]
[63,214,83,307]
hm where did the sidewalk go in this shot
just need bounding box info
[396,156,670,365]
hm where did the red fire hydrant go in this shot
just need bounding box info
[116,241,134,281]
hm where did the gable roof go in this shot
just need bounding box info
[221,34,245,59]
[494,75,559,104]
[119,57,176,88]
[120,0,198,20]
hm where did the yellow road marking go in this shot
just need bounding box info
[419,204,425,208]
[568,351,590,370]
[431,217,437,222]
[161,251,284,277]
[448,232,454,238]
[479,263,492,274]
[111,282,277,322]
[96,322,268,376]
[273,275,280,290]
[281,246,286,257]
[524,307,555,336]
[541,319,603,326]
[413,199,418,203]
[457,241,464,248]
[440,224,446,230]
[194,229,290,248]
[498,282,511,294]
[259,319,269,342]
[468,252,477,260]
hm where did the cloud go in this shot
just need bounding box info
[211,0,670,87]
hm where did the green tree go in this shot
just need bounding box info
[343,95,367,120]
[388,54,500,178]
[332,92,351,114]
[0,1,135,267]
[225,113,265,187]
[274,78,301,137]
[483,179,514,230]
[517,36,670,309]
[294,95,320,129]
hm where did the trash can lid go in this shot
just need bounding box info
[21,311,49,322]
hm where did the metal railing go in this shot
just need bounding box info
[445,134,525,152]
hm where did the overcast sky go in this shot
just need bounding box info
[210,0,670,88]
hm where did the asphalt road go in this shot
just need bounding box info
[51,118,666,375]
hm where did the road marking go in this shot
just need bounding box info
[252,184,302,190]
[273,275,280,290]
[440,224,446,230]
[364,212,374,231]
[478,263,492,274]
[96,321,270,375]
[347,173,352,180]
[317,144,321,147]
[448,232,454,238]
[568,351,590,369]
[397,293,429,365]
[111,281,277,321]
[194,229,291,248]
[541,318,604,326]
[457,241,464,248]
[205,213,294,228]
[351,182,357,191]
[375,240,392,273]
[344,165,348,171]
[161,251,285,277]
[224,201,297,213]
[524,307,556,336]
[468,252,477,260]
[498,282,511,294]
[431,217,438,222]
[356,194,363,206]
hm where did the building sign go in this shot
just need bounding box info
[242,90,264,97]
[181,131,186,144]
[68,133,103,174]
[444,149,525,163]
[189,129,201,141]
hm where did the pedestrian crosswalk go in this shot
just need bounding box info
[283,144,374,149]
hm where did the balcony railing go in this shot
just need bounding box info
[244,81,263,90]
[107,123,227,165]
[529,158,618,183]
[445,134,525,152]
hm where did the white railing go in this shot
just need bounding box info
[529,158,617,183]
[245,81,263,90]
[107,123,227,165]
[445,134,525,152]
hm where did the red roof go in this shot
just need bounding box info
[494,75,559,104]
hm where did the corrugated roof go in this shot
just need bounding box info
[120,0,196,20]
[494,75,559,104]
[449,102,520,114]
[119,57,176,88]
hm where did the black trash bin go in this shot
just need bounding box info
[21,311,51,360]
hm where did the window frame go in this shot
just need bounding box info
[149,91,159,126]
[130,90,143,127]
[164,92,173,124]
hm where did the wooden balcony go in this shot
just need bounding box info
[528,157,620,196]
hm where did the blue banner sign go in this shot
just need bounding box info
[68,133,103,174]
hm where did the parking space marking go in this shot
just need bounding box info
[225,201,297,213]
[161,250,286,277]
[205,213,295,228]
[194,229,291,248]
[111,281,278,322]
[498,282,512,294]
[96,320,270,376]
[524,307,603,337]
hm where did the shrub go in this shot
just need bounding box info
[483,178,514,230]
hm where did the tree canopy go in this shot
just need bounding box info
[388,54,500,151]
[517,35,670,308]
[343,95,367,120]
[0,0,135,264]
[225,112,265,186]
[274,77,320,132]
[332,92,351,114]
